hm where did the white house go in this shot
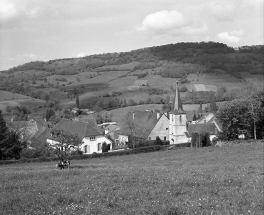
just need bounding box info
[47,118,112,154]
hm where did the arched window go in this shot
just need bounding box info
[84,145,88,153]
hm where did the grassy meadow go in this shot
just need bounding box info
[0,141,263,214]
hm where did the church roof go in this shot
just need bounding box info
[119,111,164,139]
[173,82,183,112]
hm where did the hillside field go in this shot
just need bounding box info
[0,141,263,214]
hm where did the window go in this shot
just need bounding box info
[84,145,87,153]
[98,143,102,151]
[149,137,151,140]
[90,136,96,141]
[164,137,166,141]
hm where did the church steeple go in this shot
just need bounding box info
[173,81,183,112]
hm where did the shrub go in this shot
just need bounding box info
[155,136,163,145]
[191,132,211,147]
[102,142,109,153]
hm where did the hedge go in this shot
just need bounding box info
[0,144,176,165]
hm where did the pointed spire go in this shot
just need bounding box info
[173,81,183,112]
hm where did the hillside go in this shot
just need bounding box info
[0,42,263,118]
[1,141,263,214]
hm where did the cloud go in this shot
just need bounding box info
[230,30,244,37]
[206,2,236,22]
[137,10,185,33]
[77,52,85,58]
[216,32,241,43]
[0,0,18,20]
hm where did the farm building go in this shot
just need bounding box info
[188,123,221,142]
[46,118,112,154]
[127,80,148,90]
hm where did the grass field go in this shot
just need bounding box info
[0,142,263,214]
[0,90,31,101]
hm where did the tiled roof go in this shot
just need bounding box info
[53,118,102,138]
[105,124,120,132]
[188,123,218,135]
[120,111,162,139]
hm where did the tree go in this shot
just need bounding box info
[49,128,82,161]
[102,142,109,153]
[236,81,263,140]
[128,99,136,106]
[209,100,218,113]
[216,98,260,140]
[45,109,55,121]
[122,113,138,149]
[198,102,203,113]
[76,94,80,108]
[0,110,25,160]
[192,113,197,121]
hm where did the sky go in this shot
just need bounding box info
[0,0,263,70]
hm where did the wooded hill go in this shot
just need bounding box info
[2,42,263,77]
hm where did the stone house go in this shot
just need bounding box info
[119,110,169,143]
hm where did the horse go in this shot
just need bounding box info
[56,160,71,169]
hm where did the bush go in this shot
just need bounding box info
[156,136,163,145]
[102,142,109,153]
[191,132,211,147]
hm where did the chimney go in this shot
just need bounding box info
[132,112,135,120]
[157,112,160,119]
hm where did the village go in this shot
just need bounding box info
[0,0,263,213]
[8,82,224,156]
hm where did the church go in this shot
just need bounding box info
[169,82,190,144]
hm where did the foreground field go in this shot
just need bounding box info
[0,142,263,214]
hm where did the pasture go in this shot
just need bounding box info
[187,72,243,90]
[0,90,31,101]
[0,142,263,214]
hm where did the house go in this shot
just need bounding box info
[104,124,120,137]
[46,118,112,154]
[188,122,221,142]
[169,82,190,144]
[119,110,169,142]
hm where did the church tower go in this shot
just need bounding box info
[169,82,189,144]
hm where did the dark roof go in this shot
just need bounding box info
[53,118,102,138]
[188,123,218,135]
[30,127,51,148]
[120,111,163,139]
[173,82,183,112]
